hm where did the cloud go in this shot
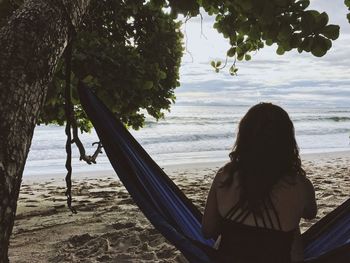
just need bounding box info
[176,1,350,109]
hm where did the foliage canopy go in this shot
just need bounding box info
[39,0,183,131]
[160,0,341,74]
[0,0,345,130]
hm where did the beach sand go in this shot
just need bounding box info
[9,151,350,262]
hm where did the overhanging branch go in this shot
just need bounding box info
[71,118,103,164]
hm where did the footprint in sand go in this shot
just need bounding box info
[25,204,38,208]
[112,222,136,230]
[68,233,94,247]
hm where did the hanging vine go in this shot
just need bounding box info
[64,40,76,214]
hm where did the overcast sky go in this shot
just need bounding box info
[176,0,350,108]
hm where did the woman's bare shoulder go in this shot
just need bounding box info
[213,162,239,189]
[298,175,316,199]
[277,174,314,200]
[212,165,227,187]
[289,174,314,191]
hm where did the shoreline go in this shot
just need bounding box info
[301,149,350,160]
[10,150,350,262]
[22,149,350,183]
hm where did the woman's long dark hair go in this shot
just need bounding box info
[222,103,305,211]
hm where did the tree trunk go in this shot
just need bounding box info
[0,0,90,261]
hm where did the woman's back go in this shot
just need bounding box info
[216,171,308,232]
[203,169,316,262]
[214,171,313,262]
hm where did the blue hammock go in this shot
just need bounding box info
[78,82,350,263]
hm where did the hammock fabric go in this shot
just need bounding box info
[78,82,350,263]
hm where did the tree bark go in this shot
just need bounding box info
[0,0,90,261]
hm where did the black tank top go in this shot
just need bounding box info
[217,195,295,263]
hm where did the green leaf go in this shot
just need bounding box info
[298,0,310,9]
[237,35,244,45]
[210,61,216,68]
[301,37,313,52]
[274,0,289,7]
[265,26,279,40]
[248,26,260,40]
[290,34,302,48]
[266,39,273,46]
[261,2,275,25]
[324,38,332,50]
[321,25,340,40]
[245,54,252,61]
[227,47,236,57]
[315,12,329,30]
[301,10,319,33]
[82,75,94,84]
[277,24,292,41]
[143,80,154,90]
[311,43,327,57]
[276,46,285,55]
[159,70,167,80]
[239,21,251,35]
[311,36,331,57]
[216,61,222,67]
[306,10,321,17]
[229,65,238,76]
[239,0,253,11]
[280,41,292,51]
[237,53,244,61]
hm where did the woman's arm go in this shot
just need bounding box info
[290,228,304,262]
[302,177,317,220]
[202,170,222,239]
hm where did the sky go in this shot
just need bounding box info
[175,0,350,108]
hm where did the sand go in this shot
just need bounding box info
[8,151,350,262]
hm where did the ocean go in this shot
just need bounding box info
[18,0,350,177]
[23,104,350,176]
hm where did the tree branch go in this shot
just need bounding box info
[71,117,103,164]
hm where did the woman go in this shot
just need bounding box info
[202,103,317,263]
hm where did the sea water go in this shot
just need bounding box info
[23,105,350,176]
